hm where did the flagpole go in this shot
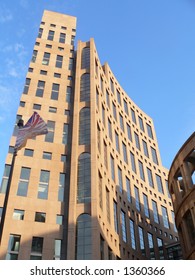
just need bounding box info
[0,119,23,245]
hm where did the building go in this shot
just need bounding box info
[168,132,195,260]
[0,10,180,260]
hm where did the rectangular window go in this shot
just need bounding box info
[42,151,52,160]
[55,55,63,68]
[134,186,140,211]
[31,50,37,62]
[147,232,155,259]
[54,240,61,260]
[131,108,136,124]
[152,200,159,224]
[147,167,154,187]
[156,174,164,194]
[56,215,63,225]
[121,210,127,242]
[151,147,158,164]
[106,90,110,108]
[102,105,105,125]
[98,172,103,209]
[113,200,118,233]
[112,102,117,120]
[157,238,164,259]
[115,131,120,152]
[138,160,145,181]
[138,116,144,132]
[62,124,69,144]
[110,154,115,181]
[23,78,31,94]
[119,113,124,131]
[33,104,41,110]
[134,132,140,150]
[129,219,136,249]
[68,58,74,71]
[110,78,114,93]
[40,70,47,75]
[122,142,128,163]
[17,167,31,197]
[13,209,24,220]
[108,118,112,140]
[161,206,170,229]
[97,124,101,153]
[0,164,11,193]
[24,149,34,157]
[45,121,55,143]
[37,170,50,200]
[171,211,177,232]
[47,30,54,41]
[100,235,104,260]
[51,83,59,100]
[146,123,153,139]
[36,80,45,97]
[49,106,57,113]
[58,173,66,202]
[138,226,145,256]
[6,234,21,260]
[30,237,43,260]
[116,90,121,105]
[123,99,128,115]
[35,212,46,223]
[130,152,136,173]
[118,166,123,193]
[143,194,149,218]
[126,123,132,142]
[106,187,110,223]
[126,176,131,202]
[59,33,66,43]
[42,52,50,65]
[66,86,72,103]
[38,28,43,38]
[104,141,108,168]
[142,140,149,157]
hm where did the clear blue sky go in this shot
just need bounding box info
[0,0,194,179]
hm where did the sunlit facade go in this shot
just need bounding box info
[0,10,180,260]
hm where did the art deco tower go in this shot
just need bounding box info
[0,10,180,260]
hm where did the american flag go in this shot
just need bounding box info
[15,112,48,151]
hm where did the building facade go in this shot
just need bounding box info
[0,10,179,260]
[168,132,195,260]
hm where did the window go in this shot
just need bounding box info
[115,131,120,152]
[119,113,124,131]
[108,118,112,140]
[161,206,169,229]
[129,219,136,250]
[47,30,54,41]
[97,124,101,153]
[80,73,90,102]
[147,233,155,259]
[30,237,43,260]
[40,70,47,75]
[13,209,24,220]
[36,80,45,97]
[71,35,75,45]
[54,73,61,78]
[134,186,140,211]
[17,167,31,197]
[35,212,46,223]
[151,147,158,164]
[106,90,110,107]
[23,78,31,94]
[171,211,177,232]
[0,164,11,193]
[69,58,74,71]
[38,28,43,38]
[130,152,136,173]
[143,194,149,218]
[122,142,128,163]
[42,152,52,160]
[62,124,69,144]
[131,108,136,124]
[113,200,118,233]
[64,110,70,116]
[49,106,57,113]
[106,187,110,223]
[138,160,145,181]
[54,240,61,260]
[45,121,55,143]
[77,153,91,203]
[20,101,25,107]
[152,200,159,224]
[55,55,63,68]
[81,47,90,69]
[138,116,144,131]
[117,89,121,104]
[134,132,140,150]
[102,105,105,125]
[58,173,66,202]
[6,234,21,260]
[138,226,145,255]
[126,177,131,202]
[42,52,50,65]
[118,166,123,193]
[142,140,149,157]
[33,104,41,110]
[112,102,117,120]
[31,50,37,62]
[56,215,63,225]
[183,210,195,246]
[124,100,128,114]
[66,86,72,103]
[98,172,103,209]
[51,83,59,100]
[147,167,154,187]
[61,154,67,162]
[104,141,108,168]
[37,170,50,200]
[146,123,153,139]
[61,26,67,30]
[79,108,90,145]
[126,123,132,142]
[156,174,164,194]
[110,154,115,181]
[75,214,92,259]
[24,149,34,157]
[46,44,52,48]
[121,210,127,242]
[59,33,66,43]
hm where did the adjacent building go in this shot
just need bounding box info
[0,10,180,260]
[168,132,195,259]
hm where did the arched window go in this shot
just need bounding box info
[80,73,90,102]
[79,108,90,145]
[77,153,91,203]
[75,214,92,259]
[81,47,90,69]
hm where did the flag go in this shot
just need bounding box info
[15,112,48,150]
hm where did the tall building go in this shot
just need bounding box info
[168,132,195,260]
[0,10,180,260]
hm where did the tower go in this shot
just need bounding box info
[0,10,180,260]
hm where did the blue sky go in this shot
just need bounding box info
[0,0,194,178]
